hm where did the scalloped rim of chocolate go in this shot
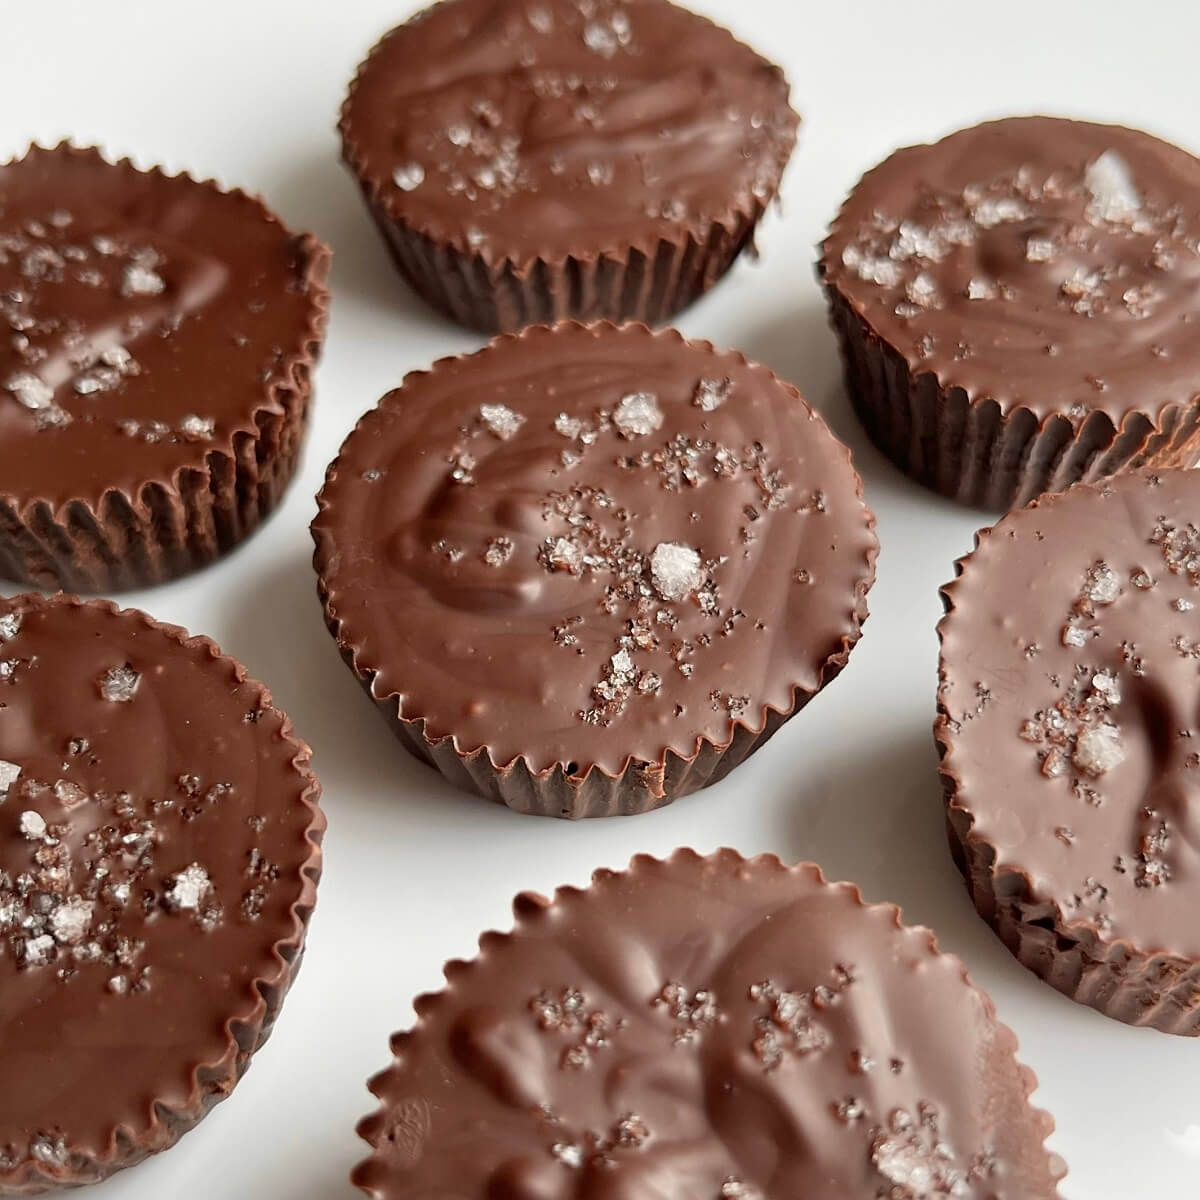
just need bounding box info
[817,115,1200,439]
[350,847,1064,1196]
[337,2,799,273]
[0,592,325,1192]
[311,321,878,797]
[935,473,1185,964]
[0,141,332,520]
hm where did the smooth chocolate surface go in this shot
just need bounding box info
[0,144,327,507]
[341,0,798,266]
[354,850,1062,1198]
[822,117,1200,425]
[0,594,321,1180]
[313,323,876,777]
[939,468,1200,959]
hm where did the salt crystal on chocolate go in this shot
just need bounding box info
[50,897,93,945]
[1073,724,1124,777]
[120,262,165,298]
[1083,562,1120,605]
[613,392,663,438]
[479,403,525,440]
[0,613,20,642]
[392,163,426,191]
[166,863,212,911]
[0,759,19,799]
[18,810,47,840]
[1085,150,1143,224]
[694,377,732,411]
[99,664,141,703]
[650,542,703,602]
[4,371,53,410]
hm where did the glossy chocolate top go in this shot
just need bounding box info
[0,594,321,1172]
[0,145,329,508]
[353,850,1062,1198]
[340,0,798,265]
[939,468,1200,958]
[822,117,1200,423]
[313,323,876,777]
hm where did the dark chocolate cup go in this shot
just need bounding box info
[936,519,1200,1034]
[0,145,331,593]
[338,16,796,335]
[313,322,877,819]
[821,262,1200,513]
[352,849,1065,1197]
[0,594,325,1193]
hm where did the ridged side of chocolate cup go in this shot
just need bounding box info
[0,144,332,593]
[352,848,1065,1196]
[820,273,1200,512]
[338,14,795,335]
[0,594,325,1194]
[312,322,877,819]
[348,188,765,334]
[936,514,1200,1033]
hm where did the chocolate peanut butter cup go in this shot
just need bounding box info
[820,117,1200,509]
[339,0,798,333]
[312,322,877,818]
[0,593,323,1190]
[0,143,330,591]
[352,849,1065,1198]
[939,467,1200,1032]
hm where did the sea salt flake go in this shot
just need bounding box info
[54,780,86,810]
[1084,562,1120,605]
[905,272,938,308]
[166,863,212,911]
[179,415,215,441]
[613,392,663,438]
[50,897,93,945]
[4,371,53,410]
[650,542,703,602]
[552,1142,584,1168]
[98,664,140,702]
[17,810,45,839]
[483,536,514,566]
[583,20,618,56]
[479,403,525,440]
[971,196,1028,228]
[0,613,19,641]
[1026,236,1055,263]
[392,162,426,191]
[694,377,732,411]
[554,413,584,438]
[21,934,55,967]
[1074,724,1124,777]
[0,759,19,798]
[1062,624,1090,648]
[446,123,472,148]
[965,277,996,301]
[1085,150,1143,223]
[121,263,165,297]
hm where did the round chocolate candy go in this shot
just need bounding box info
[340,0,798,332]
[312,322,877,818]
[0,144,330,591]
[0,593,323,1190]
[939,467,1200,1031]
[820,117,1200,509]
[353,850,1064,1198]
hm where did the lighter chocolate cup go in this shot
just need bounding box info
[338,0,799,334]
[0,593,324,1192]
[312,322,877,818]
[0,144,331,592]
[937,469,1200,1033]
[819,117,1200,511]
[352,848,1065,1198]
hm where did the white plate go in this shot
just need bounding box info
[3,1,1199,1196]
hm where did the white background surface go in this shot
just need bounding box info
[3,1,1200,1196]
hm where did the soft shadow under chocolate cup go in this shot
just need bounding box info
[0,144,331,592]
[820,117,1200,511]
[313,322,877,818]
[352,849,1065,1198]
[339,0,799,333]
[938,467,1200,1033]
[0,593,324,1192]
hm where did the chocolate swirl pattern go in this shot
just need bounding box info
[353,850,1063,1198]
[313,323,877,816]
[0,594,323,1191]
[939,468,1200,1031]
